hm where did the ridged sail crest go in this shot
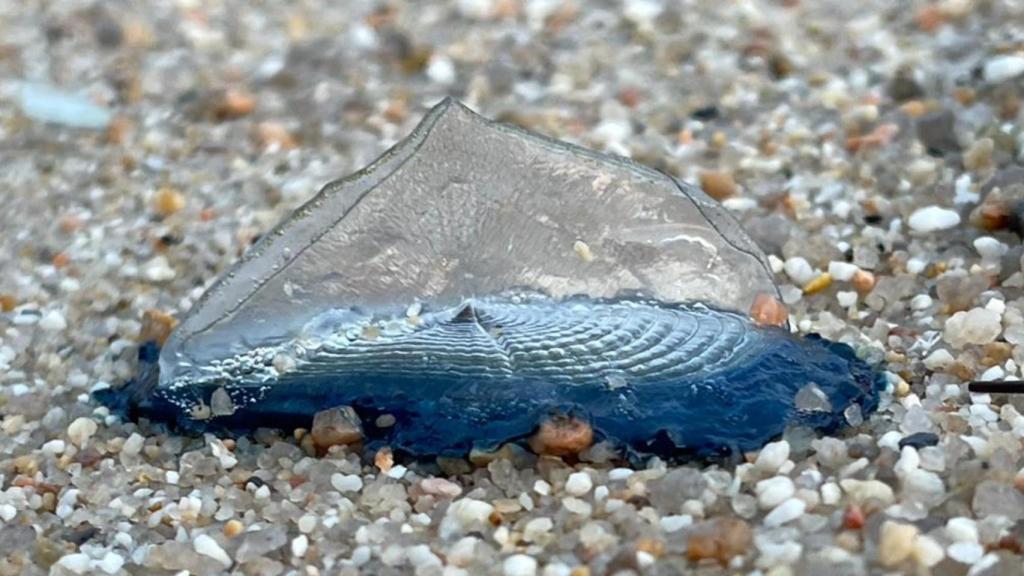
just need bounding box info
[160,98,778,385]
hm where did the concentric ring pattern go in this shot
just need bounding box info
[140,297,883,458]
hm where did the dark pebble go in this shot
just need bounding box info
[899,432,940,449]
[916,110,961,156]
[691,105,720,120]
[888,70,924,102]
[61,523,99,546]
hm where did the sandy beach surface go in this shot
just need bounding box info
[2,1,1024,574]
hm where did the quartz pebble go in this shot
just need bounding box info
[878,521,919,566]
[754,440,790,473]
[564,471,593,496]
[441,499,495,538]
[908,206,960,232]
[67,417,98,447]
[763,497,805,527]
[983,54,1024,83]
[756,476,795,509]
[193,534,232,568]
[503,554,538,576]
[944,306,1002,348]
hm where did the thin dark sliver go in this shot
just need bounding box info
[968,380,1024,394]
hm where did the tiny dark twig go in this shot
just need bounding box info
[968,380,1024,394]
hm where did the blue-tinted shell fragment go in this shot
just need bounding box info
[119,297,883,458]
[102,98,885,459]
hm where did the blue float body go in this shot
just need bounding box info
[102,299,885,459]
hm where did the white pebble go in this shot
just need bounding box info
[983,54,1024,83]
[426,55,457,85]
[947,541,984,564]
[840,479,895,505]
[533,480,551,495]
[944,307,1002,349]
[55,553,91,575]
[66,417,98,447]
[297,514,317,533]
[659,514,693,532]
[820,482,841,506]
[39,310,67,331]
[837,291,858,308]
[763,497,806,527]
[946,517,979,543]
[608,468,633,481]
[924,348,955,371]
[143,255,176,281]
[828,261,859,281]
[523,517,554,541]
[754,440,790,473]
[974,236,1007,260]
[914,535,945,567]
[193,534,231,568]
[96,552,125,574]
[784,257,816,285]
[440,499,495,538]
[756,476,796,509]
[910,294,933,310]
[906,257,928,274]
[42,439,66,454]
[979,365,1004,381]
[503,554,538,576]
[564,472,593,496]
[908,206,961,233]
[331,473,363,493]
[0,504,16,522]
[291,534,309,558]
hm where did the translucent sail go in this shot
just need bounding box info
[160,98,778,385]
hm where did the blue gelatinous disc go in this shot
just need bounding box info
[122,296,882,458]
[101,99,884,459]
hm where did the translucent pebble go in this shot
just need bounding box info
[756,476,796,509]
[794,384,832,412]
[944,308,1002,349]
[17,82,113,129]
[908,206,960,232]
[844,404,863,426]
[755,440,791,473]
[235,526,288,562]
[763,498,805,527]
[193,534,231,568]
[330,473,363,493]
[440,499,495,538]
[947,541,984,564]
[503,554,538,576]
[564,472,593,496]
[67,417,98,447]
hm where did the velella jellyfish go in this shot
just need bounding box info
[100,98,884,459]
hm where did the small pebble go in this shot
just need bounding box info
[983,54,1024,83]
[754,440,790,473]
[908,206,961,232]
[699,170,739,200]
[503,554,538,576]
[194,533,232,568]
[66,417,98,447]
[878,521,919,567]
[763,497,805,527]
[39,310,67,332]
[564,472,593,496]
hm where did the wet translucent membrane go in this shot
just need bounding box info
[105,98,883,459]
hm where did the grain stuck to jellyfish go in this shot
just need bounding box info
[98,99,884,459]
